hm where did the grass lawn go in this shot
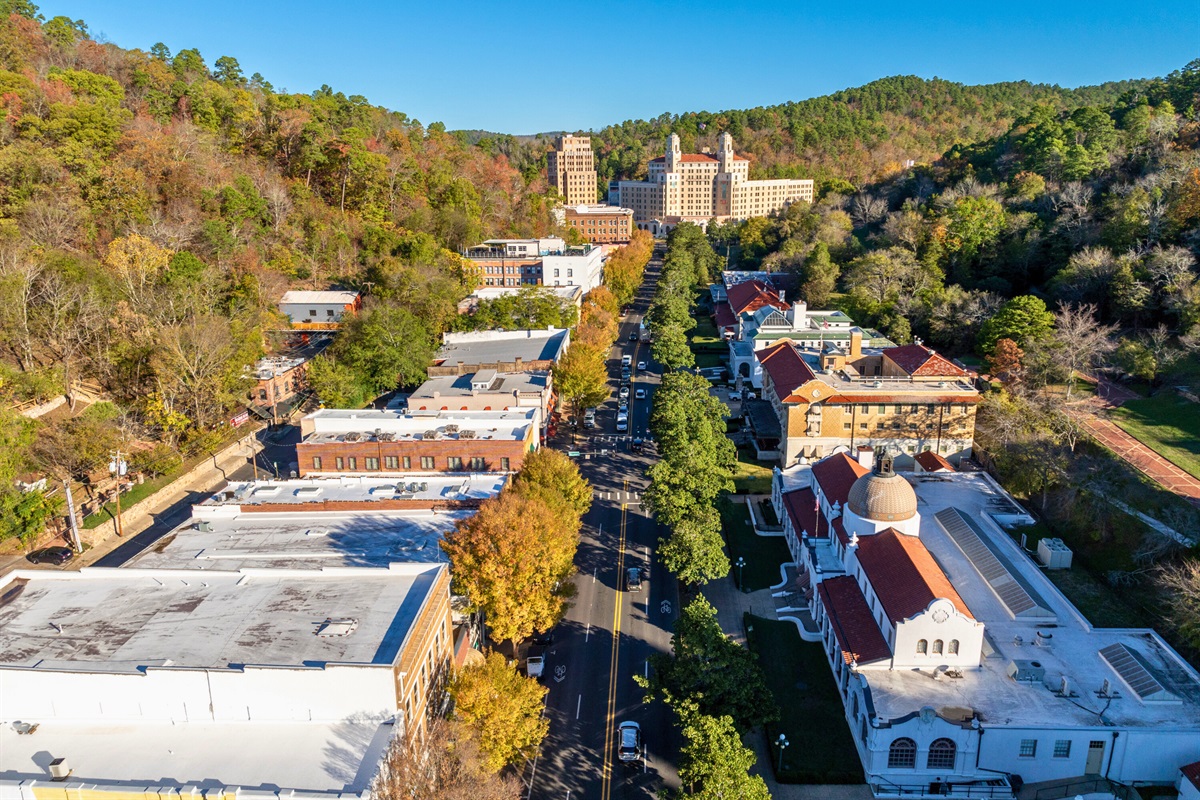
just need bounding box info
[690,316,721,346]
[82,474,176,529]
[745,614,864,784]
[720,500,790,591]
[1110,393,1200,480]
[732,450,775,493]
[695,352,724,368]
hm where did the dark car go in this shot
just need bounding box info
[531,629,555,646]
[631,437,644,453]
[618,721,643,763]
[626,566,643,591]
[26,546,74,566]
[629,332,638,340]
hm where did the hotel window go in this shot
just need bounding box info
[1053,740,1071,758]
[888,738,917,769]
[948,639,959,655]
[843,422,851,431]
[403,456,412,469]
[421,456,435,470]
[1019,739,1037,758]
[927,739,956,769]
[916,639,928,654]
[500,457,511,471]
[365,457,379,471]
[384,456,399,470]
[312,456,322,470]
[335,457,344,470]
[347,457,357,470]
[447,456,463,471]
[877,405,886,414]
[926,404,936,413]
[932,639,944,655]
[859,423,868,430]
[469,457,486,470]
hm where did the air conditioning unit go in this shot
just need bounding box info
[444,424,460,434]
[424,430,440,439]
[1007,659,1046,683]
[49,758,71,779]
[460,430,477,439]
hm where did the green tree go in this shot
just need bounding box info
[797,242,839,307]
[335,304,434,394]
[977,295,1055,354]
[552,344,610,421]
[657,506,729,585]
[650,325,695,371]
[450,651,549,773]
[637,595,776,732]
[678,711,771,800]
[212,55,245,87]
[306,354,370,408]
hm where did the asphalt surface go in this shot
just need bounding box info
[527,250,682,800]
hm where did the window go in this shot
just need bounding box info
[500,457,511,471]
[932,639,944,655]
[326,309,335,318]
[1019,739,1037,758]
[860,423,868,430]
[402,456,412,469]
[384,456,399,470]
[916,639,928,654]
[888,738,917,769]
[308,309,316,316]
[948,639,959,655]
[347,457,357,470]
[335,457,344,470]
[258,389,268,401]
[365,457,379,471]
[469,457,486,471]
[312,456,322,470]
[420,456,435,470]
[927,739,956,769]
[447,456,463,471]
[843,422,852,430]
[1053,740,1071,758]
[877,404,886,414]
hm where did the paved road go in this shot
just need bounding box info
[529,250,682,800]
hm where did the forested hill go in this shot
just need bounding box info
[589,75,1153,186]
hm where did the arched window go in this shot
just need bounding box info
[851,694,859,718]
[927,738,956,769]
[948,639,960,655]
[916,639,928,654]
[888,738,917,768]
[932,639,944,655]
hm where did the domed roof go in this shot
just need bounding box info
[846,453,917,522]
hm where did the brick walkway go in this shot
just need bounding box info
[1068,378,1200,506]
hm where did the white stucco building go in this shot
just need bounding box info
[772,449,1200,797]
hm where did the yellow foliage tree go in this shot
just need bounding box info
[450,651,549,773]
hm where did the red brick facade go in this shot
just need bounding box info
[296,438,533,477]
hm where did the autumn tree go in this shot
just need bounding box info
[371,717,521,800]
[440,492,578,644]
[1048,302,1117,399]
[552,344,609,422]
[1156,557,1200,654]
[797,242,839,308]
[986,338,1025,386]
[450,651,549,773]
[509,447,592,530]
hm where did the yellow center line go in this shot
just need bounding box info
[601,491,629,800]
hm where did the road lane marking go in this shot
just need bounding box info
[576,694,582,720]
[585,622,590,642]
[600,498,629,800]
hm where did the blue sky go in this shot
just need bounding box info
[39,0,1199,134]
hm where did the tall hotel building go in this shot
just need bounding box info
[547,135,598,205]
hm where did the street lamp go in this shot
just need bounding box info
[775,733,790,773]
[735,557,746,592]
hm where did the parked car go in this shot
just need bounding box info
[26,546,74,566]
[619,385,630,399]
[621,354,632,367]
[631,437,644,453]
[625,566,643,591]
[635,388,646,399]
[526,652,545,680]
[618,721,643,763]
[637,361,646,371]
[532,629,555,646]
[728,390,742,402]
[616,414,628,432]
[584,409,597,428]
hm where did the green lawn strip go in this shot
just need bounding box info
[744,614,864,784]
[732,450,774,493]
[1109,394,1200,480]
[695,352,724,369]
[720,499,790,591]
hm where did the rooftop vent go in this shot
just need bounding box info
[295,486,322,498]
[1007,659,1046,683]
[49,758,71,780]
[315,617,359,637]
[196,521,214,532]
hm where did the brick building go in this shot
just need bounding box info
[296,408,540,477]
[755,336,979,468]
[561,204,634,244]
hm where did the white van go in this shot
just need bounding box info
[621,354,633,367]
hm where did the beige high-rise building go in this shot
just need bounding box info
[547,135,598,205]
[614,132,814,230]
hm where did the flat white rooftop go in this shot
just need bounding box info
[861,472,1200,730]
[0,565,443,674]
[408,371,549,401]
[467,286,582,301]
[301,407,537,443]
[201,474,508,509]
[436,328,569,366]
[129,510,465,571]
[0,718,391,793]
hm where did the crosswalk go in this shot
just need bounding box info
[595,490,642,503]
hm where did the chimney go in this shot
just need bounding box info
[856,445,875,471]
[849,329,863,360]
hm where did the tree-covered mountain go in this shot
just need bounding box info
[587,75,1157,187]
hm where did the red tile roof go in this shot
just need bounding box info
[1181,761,1200,791]
[854,528,973,622]
[782,488,821,538]
[914,451,956,473]
[811,452,869,507]
[757,341,817,401]
[883,344,971,378]
[825,393,979,404]
[727,280,788,317]
[713,302,737,331]
[817,575,892,665]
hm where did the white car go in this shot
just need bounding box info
[619,386,630,399]
[637,361,647,370]
[616,414,629,432]
[635,388,646,399]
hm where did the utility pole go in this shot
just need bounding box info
[108,451,127,538]
[246,436,259,481]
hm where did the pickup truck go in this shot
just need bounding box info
[526,647,546,679]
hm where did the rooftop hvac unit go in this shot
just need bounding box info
[49,758,71,779]
[344,431,361,442]
[196,521,214,532]
[460,429,477,439]
[424,430,440,439]
[444,424,460,433]
[1036,537,1073,570]
[1007,659,1046,683]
